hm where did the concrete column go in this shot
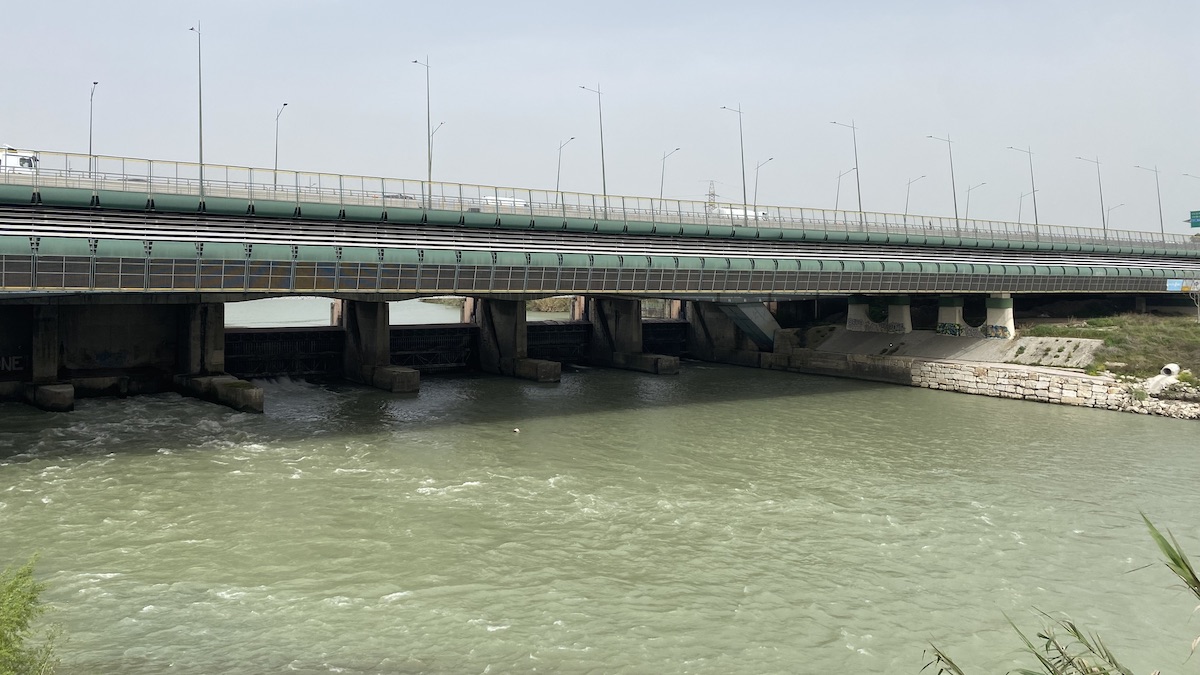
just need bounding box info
[684,300,762,367]
[182,303,226,376]
[846,295,872,332]
[570,296,588,321]
[471,298,560,382]
[885,296,913,334]
[984,293,1016,339]
[936,296,965,336]
[342,299,419,392]
[175,302,264,412]
[588,297,679,374]
[31,305,60,384]
[25,305,73,412]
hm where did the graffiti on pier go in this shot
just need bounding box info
[981,324,1012,339]
[847,318,907,335]
[935,322,963,336]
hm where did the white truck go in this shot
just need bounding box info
[0,146,38,172]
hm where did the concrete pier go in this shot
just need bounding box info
[339,299,420,392]
[985,293,1016,339]
[586,297,679,374]
[466,298,560,382]
[685,300,766,367]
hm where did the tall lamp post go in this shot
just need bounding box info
[555,137,575,200]
[412,56,432,207]
[1133,164,1165,237]
[752,157,773,221]
[927,134,959,223]
[1106,203,1125,229]
[835,167,856,211]
[904,174,925,217]
[1075,156,1107,237]
[721,105,748,212]
[88,81,98,175]
[189,23,205,209]
[1018,189,1037,223]
[579,84,607,212]
[964,182,986,220]
[831,120,863,224]
[273,102,288,190]
[1007,146,1038,229]
[659,147,680,204]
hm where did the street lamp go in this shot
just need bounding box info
[835,167,856,211]
[412,56,432,207]
[579,84,607,212]
[721,105,748,212]
[904,175,925,217]
[1134,164,1166,237]
[1007,146,1038,228]
[555,137,575,199]
[189,23,204,209]
[927,134,959,222]
[1106,203,1125,229]
[1184,173,1200,181]
[429,122,444,189]
[273,102,288,190]
[88,81,98,175]
[1018,189,1037,224]
[659,147,680,203]
[752,157,773,222]
[1075,156,1107,237]
[964,182,986,220]
[831,120,863,223]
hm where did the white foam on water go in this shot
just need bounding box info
[380,591,411,602]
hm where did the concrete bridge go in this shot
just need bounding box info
[2,148,1198,411]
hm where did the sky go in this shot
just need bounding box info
[3,0,1198,234]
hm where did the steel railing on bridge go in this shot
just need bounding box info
[3,148,1197,252]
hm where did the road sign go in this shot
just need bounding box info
[1192,210,1200,227]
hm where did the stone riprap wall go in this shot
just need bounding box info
[911,361,1200,419]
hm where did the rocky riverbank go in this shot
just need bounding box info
[767,327,1200,421]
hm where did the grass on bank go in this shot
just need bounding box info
[0,556,57,675]
[1018,313,1200,377]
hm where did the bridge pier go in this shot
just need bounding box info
[466,298,560,382]
[585,297,679,374]
[174,302,264,413]
[684,301,767,367]
[24,306,74,412]
[846,295,912,334]
[339,300,420,393]
[935,296,966,335]
[984,293,1016,339]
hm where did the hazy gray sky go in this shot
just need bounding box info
[5,1,1198,233]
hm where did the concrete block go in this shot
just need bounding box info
[24,384,75,412]
[212,379,265,413]
[370,366,421,393]
[611,352,680,375]
[513,358,561,383]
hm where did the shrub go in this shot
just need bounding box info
[0,556,57,675]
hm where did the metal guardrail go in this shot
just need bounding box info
[3,148,1198,252]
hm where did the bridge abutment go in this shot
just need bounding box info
[466,298,560,382]
[586,297,679,374]
[339,300,420,393]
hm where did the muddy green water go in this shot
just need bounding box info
[1,364,1197,673]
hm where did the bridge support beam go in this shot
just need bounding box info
[467,298,560,382]
[984,293,1016,339]
[685,301,766,367]
[340,300,420,393]
[586,297,679,374]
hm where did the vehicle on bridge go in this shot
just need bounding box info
[0,146,38,173]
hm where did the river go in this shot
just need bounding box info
[1,304,1198,673]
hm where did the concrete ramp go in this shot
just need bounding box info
[716,302,781,351]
